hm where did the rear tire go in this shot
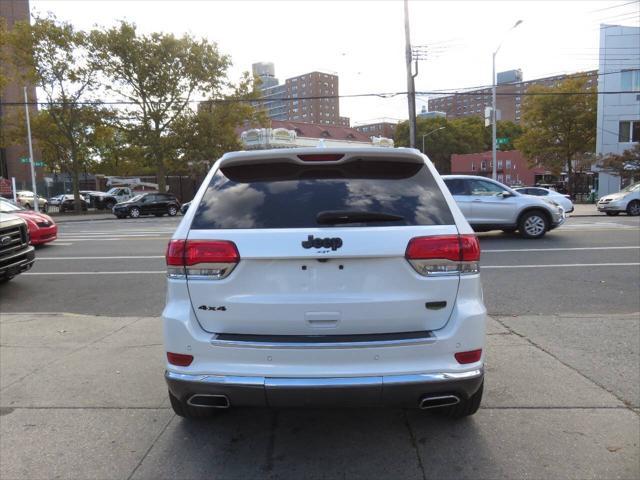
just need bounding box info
[518,210,548,239]
[129,207,140,218]
[169,391,218,419]
[438,382,483,419]
[168,205,178,216]
[606,211,620,216]
[626,200,640,216]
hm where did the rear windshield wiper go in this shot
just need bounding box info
[316,210,405,225]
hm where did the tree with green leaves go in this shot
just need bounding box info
[395,116,486,173]
[6,15,105,212]
[515,77,596,194]
[91,22,231,191]
[483,120,523,151]
[172,72,266,177]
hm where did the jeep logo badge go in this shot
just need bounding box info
[301,235,343,251]
[0,236,11,246]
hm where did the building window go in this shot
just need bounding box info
[498,174,504,182]
[506,159,512,169]
[471,162,476,171]
[481,160,487,170]
[619,121,640,142]
[498,160,503,168]
[621,70,640,91]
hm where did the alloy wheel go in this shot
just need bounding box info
[524,215,546,237]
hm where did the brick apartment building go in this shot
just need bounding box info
[451,150,548,186]
[428,69,597,124]
[353,120,397,139]
[253,63,350,126]
[0,0,42,185]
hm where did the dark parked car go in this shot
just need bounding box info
[113,193,180,219]
[58,194,89,213]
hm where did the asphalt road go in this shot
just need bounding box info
[3,214,639,316]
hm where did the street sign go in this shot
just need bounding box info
[19,157,30,164]
[496,137,509,145]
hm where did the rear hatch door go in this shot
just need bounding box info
[186,154,460,336]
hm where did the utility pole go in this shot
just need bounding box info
[24,86,39,212]
[404,0,417,149]
[492,20,523,181]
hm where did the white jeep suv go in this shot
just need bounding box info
[163,148,486,419]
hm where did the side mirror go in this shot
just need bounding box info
[499,191,514,198]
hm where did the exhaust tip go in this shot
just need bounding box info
[419,394,460,410]
[187,394,230,409]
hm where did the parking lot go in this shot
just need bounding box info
[1,215,639,479]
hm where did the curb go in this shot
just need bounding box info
[50,215,115,223]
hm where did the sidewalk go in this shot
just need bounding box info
[571,203,602,217]
[1,312,637,479]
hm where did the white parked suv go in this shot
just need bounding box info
[597,182,640,216]
[443,175,566,238]
[163,148,486,419]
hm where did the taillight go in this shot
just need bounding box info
[405,235,480,276]
[167,352,194,366]
[166,239,239,279]
[297,154,344,162]
[455,349,482,364]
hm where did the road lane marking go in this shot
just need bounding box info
[38,256,164,260]
[53,237,169,241]
[483,246,640,253]
[483,262,640,269]
[24,271,165,275]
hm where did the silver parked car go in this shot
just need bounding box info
[514,187,574,213]
[443,175,566,238]
[597,182,640,216]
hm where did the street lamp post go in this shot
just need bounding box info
[492,20,522,181]
[421,126,445,154]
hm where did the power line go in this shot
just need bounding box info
[588,0,639,14]
[0,88,633,108]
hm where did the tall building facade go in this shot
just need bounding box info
[253,63,349,126]
[1,0,41,185]
[595,24,640,197]
[428,70,597,124]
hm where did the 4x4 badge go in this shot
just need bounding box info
[301,235,343,251]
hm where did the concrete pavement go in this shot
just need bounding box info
[1,312,638,480]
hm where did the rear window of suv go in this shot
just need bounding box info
[191,159,454,229]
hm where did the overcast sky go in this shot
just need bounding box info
[31,0,640,125]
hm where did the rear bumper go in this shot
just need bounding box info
[166,368,484,408]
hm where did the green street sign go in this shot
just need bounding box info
[35,162,44,167]
[496,137,509,145]
[19,157,30,164]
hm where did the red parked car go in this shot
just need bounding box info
[0,198,58,245]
